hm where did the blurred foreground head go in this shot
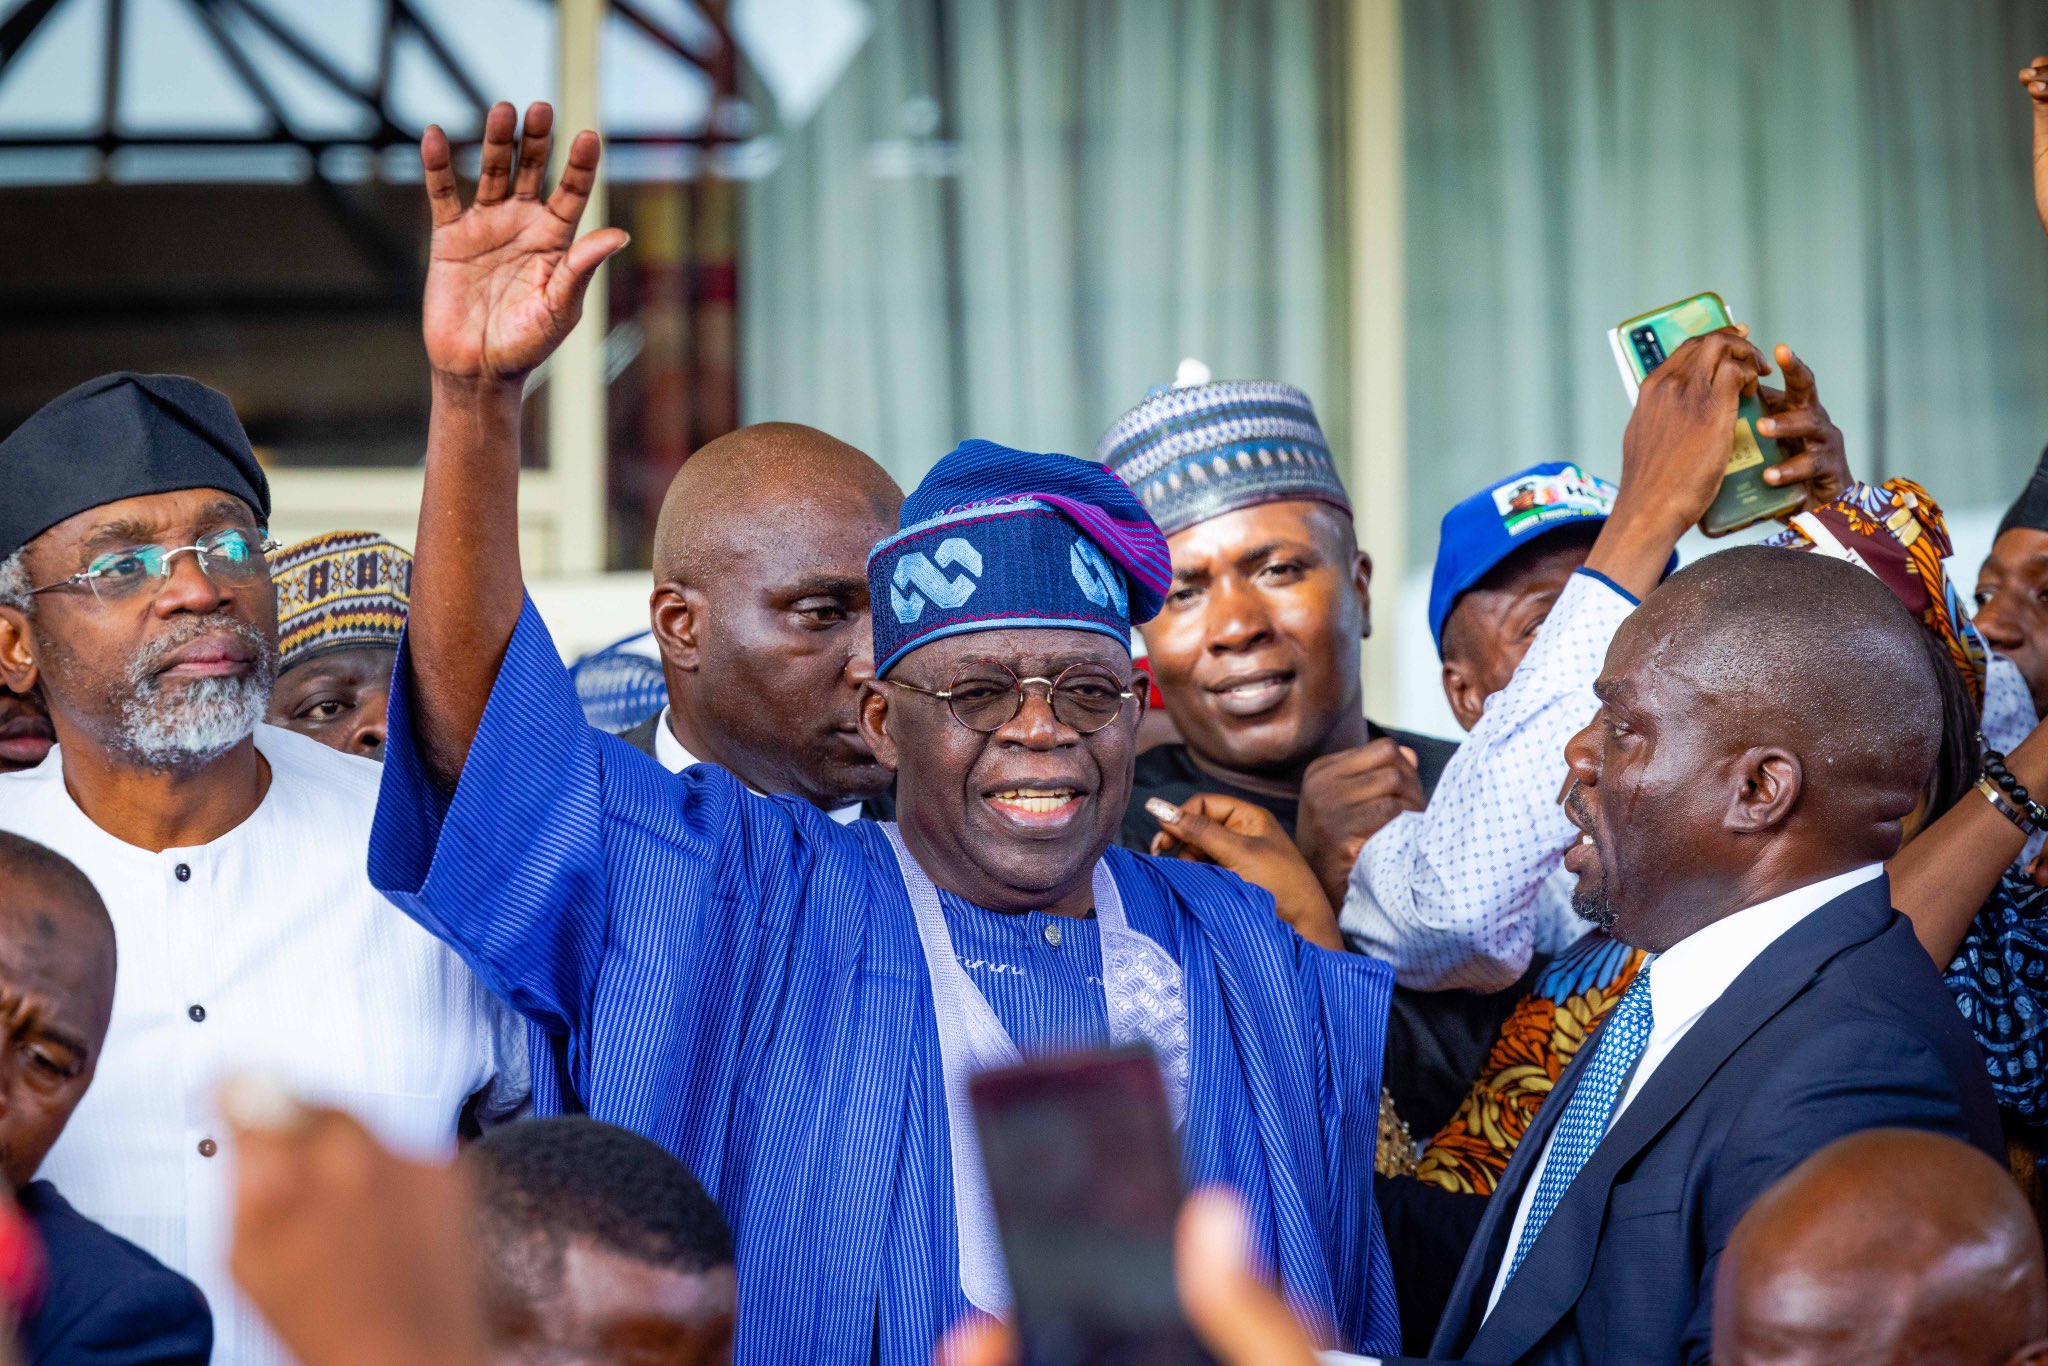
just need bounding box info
[1714,1129,2048,1366]
[465,1117,737,1366]
[0,832,113,1190]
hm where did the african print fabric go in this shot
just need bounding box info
[1414,933,1648,1196]
[1947,868,2048,1132]
[1760,477,1987,709]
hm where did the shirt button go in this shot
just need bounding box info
[197,1138,217,1158]
[1042,922,1062,948]
[187,1004,206,1023]
[174,864,191,883]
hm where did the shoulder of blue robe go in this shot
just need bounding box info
[369,593,923,1038]
[1102,847,1401,1357]
[372,601,942,1365]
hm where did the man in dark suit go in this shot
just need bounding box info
[0,831,209,1363]
[617,422,904,825]
[1396,545,2003,1365]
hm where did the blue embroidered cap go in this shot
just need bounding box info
[1430,462,1629,652]
[868,439,1172,676]
[1094,379,1349,538]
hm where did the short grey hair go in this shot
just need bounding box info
[0,550,28,615]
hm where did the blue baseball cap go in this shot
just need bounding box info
[1428,462,1624,652]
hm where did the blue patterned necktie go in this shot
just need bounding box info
[1504,963,1656,1284]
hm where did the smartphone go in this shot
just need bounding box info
[969,1046,1211,1366]
[1608,292,1800,536]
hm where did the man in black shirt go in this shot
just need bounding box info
[1097,376,1501,1140]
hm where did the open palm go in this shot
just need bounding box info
[420,101,629,382]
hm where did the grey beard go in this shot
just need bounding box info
[114,621,279,771]
[1571,882,1617,933]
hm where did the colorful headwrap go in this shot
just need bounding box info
[1761,478,1987,709]
[269,531,412,673]
[867,439,1172,677]
[1094,379,1349,538]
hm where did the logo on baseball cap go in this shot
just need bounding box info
[1429,462,1619,652]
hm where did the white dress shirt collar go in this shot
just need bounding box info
[1483,860,1885,1319]
[652,706,864,825]
[1636,862,1885,1073]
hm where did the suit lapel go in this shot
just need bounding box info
[1459,881,1896,1362]
[1427,1039,1597,1356]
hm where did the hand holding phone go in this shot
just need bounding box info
[1614,324,1779,539]
[1753,344,1854,509]
[939,1187,1321,1366]
[1610,294,1798,535]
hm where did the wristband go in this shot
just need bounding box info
[1978,778,2040,836]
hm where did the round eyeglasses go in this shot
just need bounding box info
[886,659,1143,734]
[28,528,280,604]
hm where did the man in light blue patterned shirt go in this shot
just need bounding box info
[1343,338,1861,992]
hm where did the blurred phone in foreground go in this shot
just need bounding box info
[969,1046,1212,1366]
[1608,291,1800,536]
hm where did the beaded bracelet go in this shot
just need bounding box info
[1981,746,2048,830]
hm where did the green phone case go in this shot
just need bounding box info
[1615,293,1800,536]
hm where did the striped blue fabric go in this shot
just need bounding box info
[942,896,1113,1054]
[368,596,1401,1361]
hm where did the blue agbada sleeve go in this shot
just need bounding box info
[370,595,737,1040]
[1132,852,1401,1357]
[1294,935,1402,1349]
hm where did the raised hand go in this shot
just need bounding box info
[2022,57,2048,238]
[1757,344,1853,510]
[420,101,630,383]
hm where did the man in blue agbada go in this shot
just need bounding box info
[369,100,1400,1362]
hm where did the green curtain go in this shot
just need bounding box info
[1403,0,2048,560]
[739,0,1350,484]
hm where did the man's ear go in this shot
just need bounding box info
[858,681,900,775]
[1441,658,1486,733]
[1353,549,1374,640]
[648,582,703,673]
[0,606,41,695]
[1727,746,1801,834]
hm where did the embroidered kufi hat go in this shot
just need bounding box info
[1094,374,1349,538]
[269,531,412,673]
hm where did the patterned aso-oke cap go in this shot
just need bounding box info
[1094,379,1350,538]
[868,439,1172,677]
[269,531,412,673]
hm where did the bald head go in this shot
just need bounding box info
[1633,546,1939,840]
[1715,1130,2048,1366]
[653,423,901,587]
[0,831,112,960]
[1563,546,1946,949]
[646,423,904,810]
